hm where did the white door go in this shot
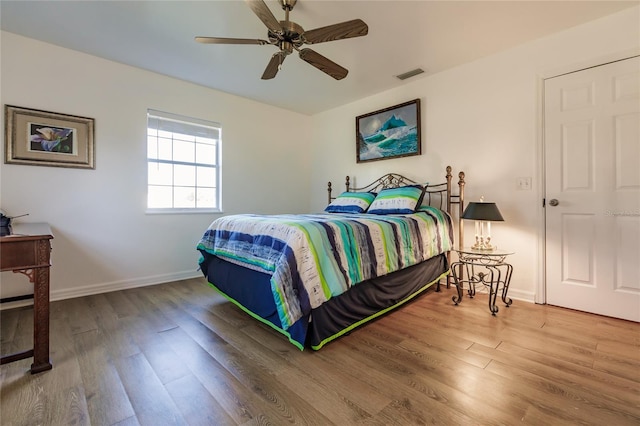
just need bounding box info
[544,56,640,322]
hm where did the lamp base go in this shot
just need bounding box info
[470,243,497,251]
[471,236,496,251]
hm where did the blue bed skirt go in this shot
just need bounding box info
[199,252,449,350]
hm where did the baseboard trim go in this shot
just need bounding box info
[2,270,537,310]
[459,286,536,304]
[506,288,536,304]
[51,270,203,301]
[0,270,203,310]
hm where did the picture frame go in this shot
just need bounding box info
[4,105,95,169]
[356,98,421,163]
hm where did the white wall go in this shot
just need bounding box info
[309,6,640,302]
[0,32,311,302]
[2,6,638,305]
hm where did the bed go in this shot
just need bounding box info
[197,166,466,350]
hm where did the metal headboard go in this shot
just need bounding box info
[327,166,466,287]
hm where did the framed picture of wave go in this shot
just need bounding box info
[356,99,421,163]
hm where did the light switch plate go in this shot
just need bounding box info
[517,177,532,190]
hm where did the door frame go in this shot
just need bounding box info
[535,48,640,304]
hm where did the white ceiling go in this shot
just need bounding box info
[1,1,638,115]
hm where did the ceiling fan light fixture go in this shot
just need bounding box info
[396,68,425,81]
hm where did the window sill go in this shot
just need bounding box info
[145,208,223,215]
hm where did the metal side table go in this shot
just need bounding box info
[451,247,514,315]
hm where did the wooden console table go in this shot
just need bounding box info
[0,223,53,373]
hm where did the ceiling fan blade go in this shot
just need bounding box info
[262,51,287,80]
[302,19,368,44]
[245,0,282,35]
[195,36,269,45]
[298,48,348,80]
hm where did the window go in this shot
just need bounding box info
[147,110,221,212]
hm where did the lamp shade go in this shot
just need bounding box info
[461,202,504,221]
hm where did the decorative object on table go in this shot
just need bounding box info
[4,105,95,169]
[356,99,421,163]
[461,197,504,251]
[0,210,29,228]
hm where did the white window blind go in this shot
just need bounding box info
[147,109,221,212]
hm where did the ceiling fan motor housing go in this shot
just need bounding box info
[272,20,305,47]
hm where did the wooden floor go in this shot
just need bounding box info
[1,278,639,426]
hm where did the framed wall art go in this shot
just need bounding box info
[356,98,421,163]
[4,105,95,169]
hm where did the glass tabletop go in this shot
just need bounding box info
[456,247,514,256]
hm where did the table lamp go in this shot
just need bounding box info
[461,197,504,251]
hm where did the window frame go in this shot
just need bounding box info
[146,109,222,214]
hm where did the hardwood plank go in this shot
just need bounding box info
[0,368,47,425]
[373,396,474,425]
[401,294,504,348]
[178,296,291,376]
[369,314,493,369]
[85,293,142,361]
[113,352,187,425]
[137,329,191,386]
[2,278,639,425]
[161,312,335,425]
[164,374,236,426]
[126,287,179,334]
[595,319,640,345]
[492,340,640,402]
[596,339,640,359]
[338,327,525,424]
[593,354,640,383]
[485,358,640,426]
[159,325,284,425]
[63,296,99,335]
[38,315,88,424]
[103,289,141,319]
[0,306,33,367]
[276,363,375,424]
[0,306,22,344]
[158,282,336,424]
[43,384,90,426]
[471,342,640,425]
[0,312,89,426]
[112,415,141,426]
[243,322,392,415]
[72,329,135,425]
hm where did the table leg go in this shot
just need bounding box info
[451,262,464,305]
[467,263,477,298]
[487,266,500,315]
[30,240,52,374]
[501,263,514,307]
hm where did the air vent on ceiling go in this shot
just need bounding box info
[396,68,425,81]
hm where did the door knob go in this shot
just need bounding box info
[549,199,559,206]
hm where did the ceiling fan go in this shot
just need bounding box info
[195,0,368,80]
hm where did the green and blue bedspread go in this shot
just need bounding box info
[197,207,453,330]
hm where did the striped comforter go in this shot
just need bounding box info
[197,207,453,330]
